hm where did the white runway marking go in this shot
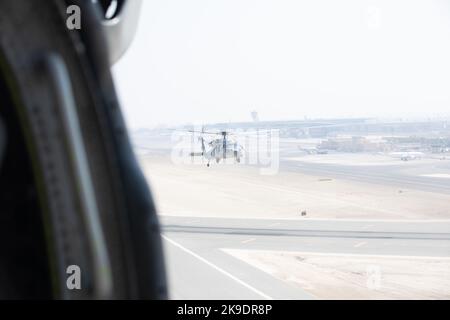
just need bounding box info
[159,214,450,223]
[354,241,367,248]
[235,249,450,260]
[162,235,273,300]
[241,238,256,244]
[268,222,281,227]
[421,173,450,179]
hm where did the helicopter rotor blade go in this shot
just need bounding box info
[187,130,218,135]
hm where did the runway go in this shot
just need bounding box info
[137,151,450,298]
[160,216,450,299]
[280,158,450,194]
[134,132,450,298]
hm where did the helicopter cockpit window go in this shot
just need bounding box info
[113,0,450,300]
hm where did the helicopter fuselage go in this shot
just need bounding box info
[197,138,243,166]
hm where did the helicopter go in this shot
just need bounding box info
[188,130,245,167]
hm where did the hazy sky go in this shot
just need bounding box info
[113,0,450,129]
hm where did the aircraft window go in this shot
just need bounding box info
[114,0,450,300]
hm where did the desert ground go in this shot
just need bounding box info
[224,249,450,300]
[138,150,450,299]
[139,154,450,220]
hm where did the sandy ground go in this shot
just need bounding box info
[224,249,450,300]
[139,155,450,220]
[140,153,450,299]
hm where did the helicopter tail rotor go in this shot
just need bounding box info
[199,136,206,155]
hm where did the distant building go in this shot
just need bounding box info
[318,136,388,153]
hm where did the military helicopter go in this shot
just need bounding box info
[188,129,245,167]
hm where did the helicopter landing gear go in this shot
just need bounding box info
[234,151,241,164]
